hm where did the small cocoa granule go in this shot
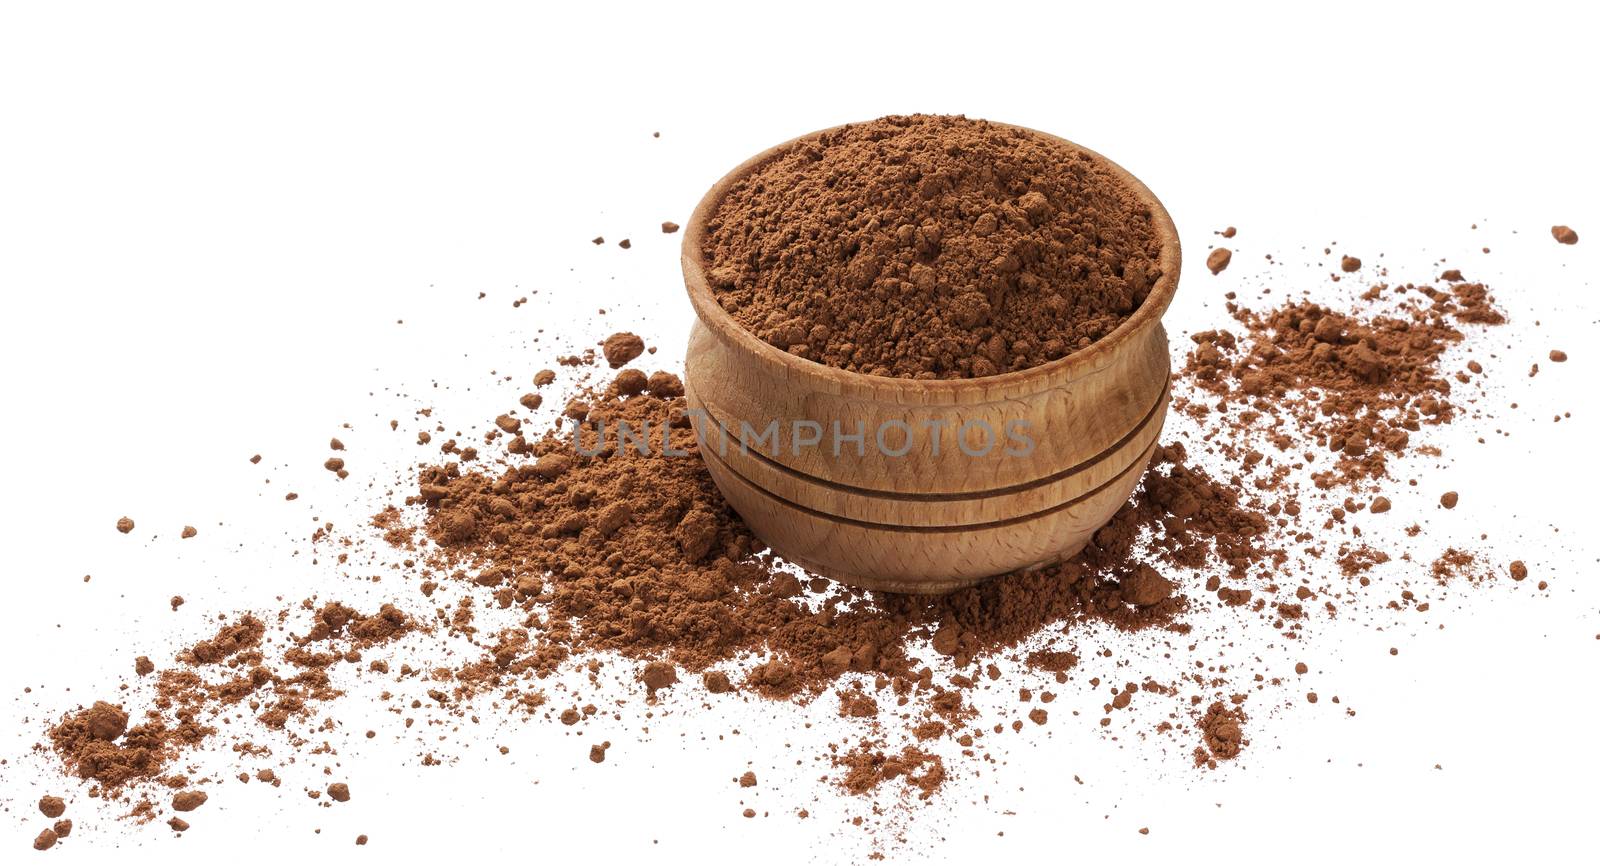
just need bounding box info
[116,516,134,534]
[1207,248,1233,275]
[1221,226,1237,238]
[168,817,189,832]
[134,656,154,675]
[601,332,645,368]
[52,819,72,838]
[1340,255,1362,272]
[249,454,261,464]
[1370,496,1392,514]
[39,795,66,818]
[356,835,368,845]
[170,595,185,610]
[327,783,350,802]
[1509,561,1528,581]
[591,236,604,245]
[1549,349,1568,362]
[1440,491,1459,509]
[33,829,57,851]
[640,661,678,695]
[181,525,197,539]
[1551,225,1578,245]
[172,790,207,811]
[325,457,345,473]
[1119,565,1174,607]
[617,238,631,249]
[739,771,757,787]
[589,741,610,763]
[661,221,680,233]
[613,369,648,396]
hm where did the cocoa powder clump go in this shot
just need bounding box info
[602,332,645,368]
[1194,701,1247,768]
[703,114,1164,379]
[1207,248,1232,275]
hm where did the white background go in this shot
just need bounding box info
[2,2,1597,863]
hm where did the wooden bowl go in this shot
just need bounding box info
[680,122,1180,594]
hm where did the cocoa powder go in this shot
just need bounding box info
[703,115,1164,378]
[1182,279,1504,485]
[16,166,1541,855]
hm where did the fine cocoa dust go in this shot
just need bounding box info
[703,115,1165,379]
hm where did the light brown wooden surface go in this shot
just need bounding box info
[681,120,1181,594]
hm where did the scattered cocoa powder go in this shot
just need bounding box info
[703,115,1165,378]
[1182,278,1504,484]
[17,160,1545,857]
[835,742,945,800]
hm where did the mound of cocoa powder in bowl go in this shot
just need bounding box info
[702,114,1165,379]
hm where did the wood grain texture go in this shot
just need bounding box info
[681,120,1181,594]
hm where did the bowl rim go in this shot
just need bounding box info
[681,117,1182,398]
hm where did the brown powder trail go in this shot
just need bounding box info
[45,602,418,804]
